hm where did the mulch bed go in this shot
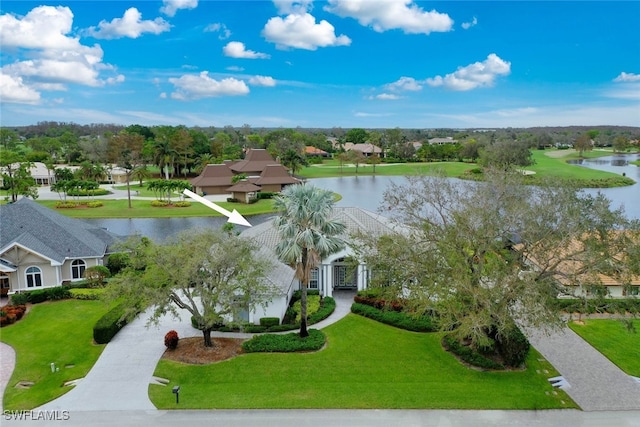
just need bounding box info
[161,337,247,364]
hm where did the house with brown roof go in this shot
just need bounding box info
[190,149,301,199]
[344,143,382,157]
[305,146,331,158]
[190,164,235,195]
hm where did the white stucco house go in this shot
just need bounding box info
[239,207,402,324]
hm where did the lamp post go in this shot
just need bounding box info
[172,385,180,404]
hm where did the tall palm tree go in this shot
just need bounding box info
[273,183,346,337]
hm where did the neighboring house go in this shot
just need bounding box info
[106,166,129,184]
[343,143,382,157]
[0,162,57,187]
[305,146,331,158]
[514,236,640,298]
[0,198,122,295]
[227,181,261,204]
[190,149,301,197]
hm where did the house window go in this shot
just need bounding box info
[26,266,42,288]
[71,259,86,280]
[628,286,639,296]
[309,268,319,289]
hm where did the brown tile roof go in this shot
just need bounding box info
[254,164,300,185]
[227,181,261,192]
[229,149,278,173]
[305,146,328,155]
[191,164,234,187]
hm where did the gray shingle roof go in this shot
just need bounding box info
[0,198,121,264]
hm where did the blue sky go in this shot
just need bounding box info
[1,1,639,129]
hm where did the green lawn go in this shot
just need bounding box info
[112,183,156,197]
[149,314,575,409]
[568,319,640,377]
[36,198,277,219]
[299,160,473,179]
[0,300,112,410]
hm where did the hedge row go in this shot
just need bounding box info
[93,303,128,344]
[442,334,504,370]
[353,294,405,313]
[553,298,640,314]
[242,329,325,353]
[10,287,71,305]
[350,303,437,332]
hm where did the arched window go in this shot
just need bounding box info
[26,266,42,288]
[71,259,86,280]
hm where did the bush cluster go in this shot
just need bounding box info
[259,317,280,327]
[308,296,335,324]
[86,201,103,208]
[151,200,170,207]
[10,287,71,305]
[256,192,277,200]
[0,305,27,327]
[66,188,109,196]
[55,201,78,209]
[164,330,179,349]
[351,303,437,332]
[242,329,325,353]
[226,197,239,203]
[553,298,640,314]
[173,201,191,207]
[353,294,405,313]
[93,303,128,344]
[69,288,104,300]
[106,252,130,275]
[442,334,504,370]
[494,326,530,367]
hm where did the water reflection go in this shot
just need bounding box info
[85,158,639,240]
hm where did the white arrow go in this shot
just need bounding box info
[183,189,252,227]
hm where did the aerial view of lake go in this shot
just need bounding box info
[84,155,639,241]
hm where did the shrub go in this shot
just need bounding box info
[86,201,103,208]
[293,295,321,323]
[256,192,277,200]
[69,288,104,300]
[45,287,71,301]
[164,330,179,349]
[27,289,48,304]
[55,201,78,209]
[0,305,27,327]
[9,293,28,306]
[242,329,325,353]
[260,317,280,327]
[244,325,267,333]
[308,297,335,324]
[93,303,128,344]
[351,303,437,332]
[226,198,239,203]
[151,200,170,207]
[106,252,130,275]
[84,265,111,287]
[494,326,530,367]
[443,334,504,370]
[247,197,258,204]
[67,188,109,197]
[173,201,191,207]
[265,324,298,332]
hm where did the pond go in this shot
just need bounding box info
[85,157,639,240]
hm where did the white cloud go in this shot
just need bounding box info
[385,76,422,92]
[226,66,245,72]
[273,0,314,15]
[325,0,453,35]
[426,54,511,91]
[604,83,640,100]
[462,17,477,30]
[160,0,198,17]
[223,42,270,59]
[169,71,250,100]
[372,93,401,100]
[354,111,394,117]
[0,74,41,104]
[86,8,171,39]
[0,5,124,104]
[204,22,231,39]
[614,72,640,83]
[263,13,351,50]
[248,75,276,87]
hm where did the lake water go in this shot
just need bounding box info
[85,156,639,240]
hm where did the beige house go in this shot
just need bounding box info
[0,199,121,296]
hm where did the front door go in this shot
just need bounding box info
[333,259,357,290]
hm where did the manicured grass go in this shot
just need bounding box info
[112,183,156,197]
[36,198,277,218]
[299,160,473,179]
[149,314,575,409]
[631,160,640,166]
[526,150,631,182]
[0,300,113,410]
[568,319,640,377]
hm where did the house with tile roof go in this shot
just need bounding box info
[241,207,401,301]
[0,198,122,296]
[190,149,301,198]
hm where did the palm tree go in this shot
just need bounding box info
[131,165,151,187]
[273,183,346,337]
[280,149,308,176]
